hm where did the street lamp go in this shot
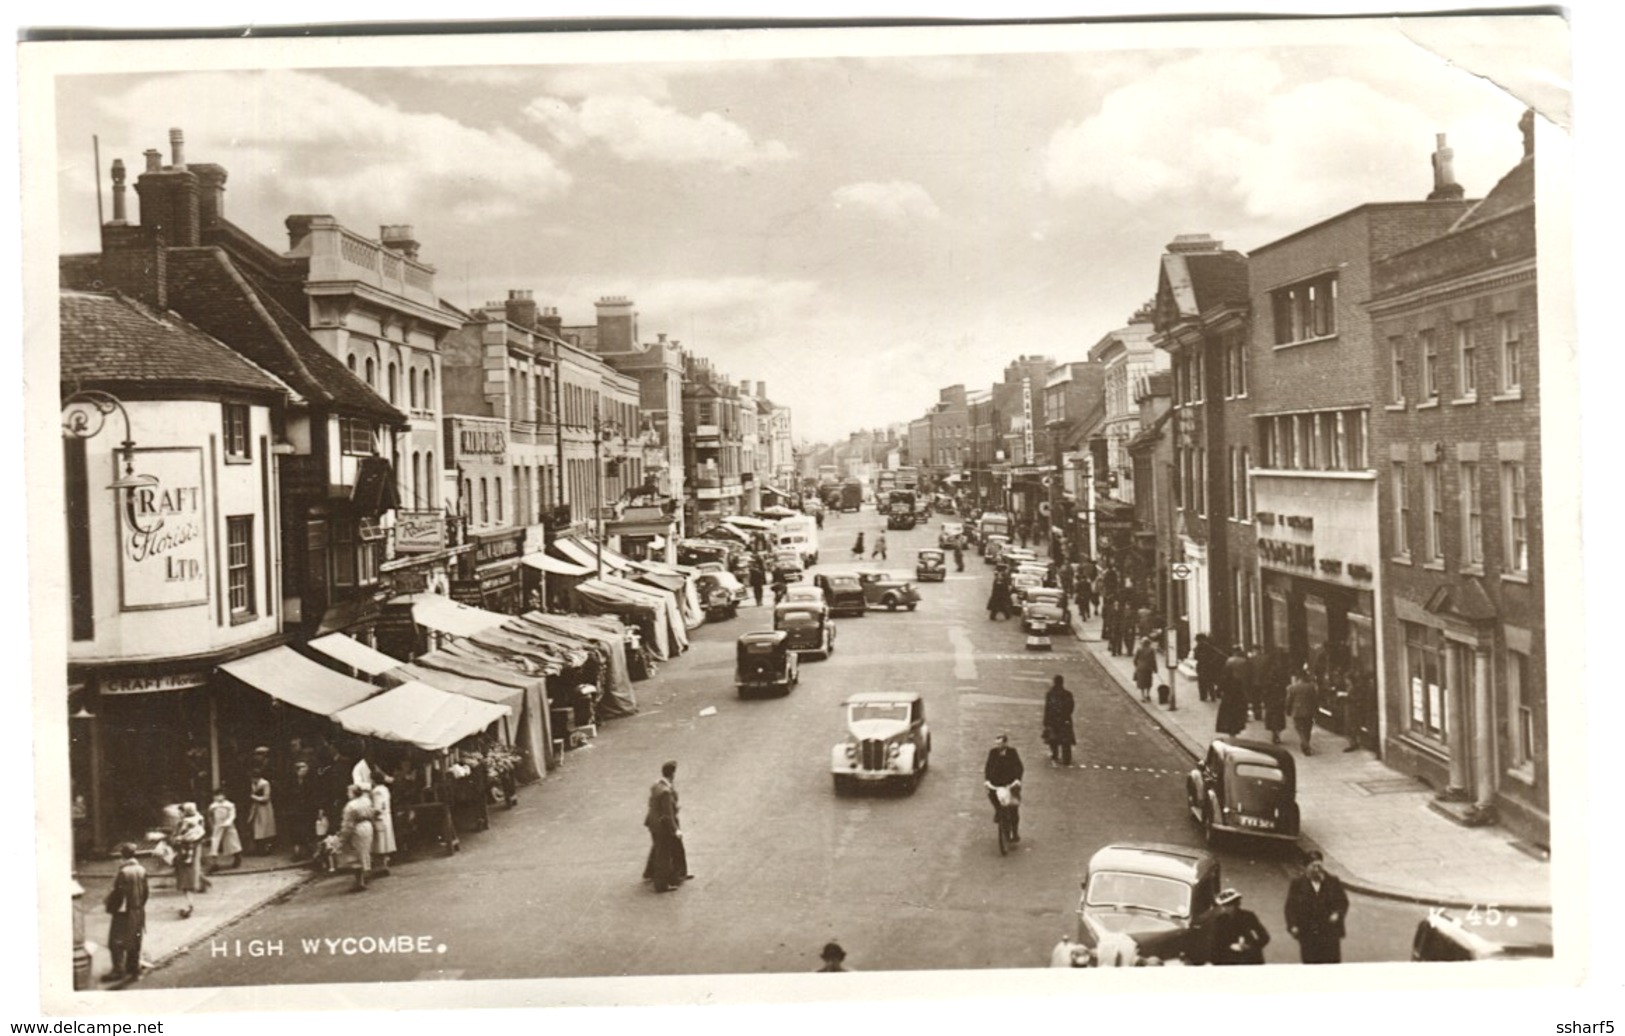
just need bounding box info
[62,387,157,494]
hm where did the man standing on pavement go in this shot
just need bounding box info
[1284,851,1349,963]
[1207,888,1270,965]
[749,557,766,607]
[1133,636,1159,703]
[103,842,150,983]
[1286,665,1318,755]
[1217,646,1253,736]
[643,760,691,892]
[1194,633,1226,703]
[1043,675,1076,766]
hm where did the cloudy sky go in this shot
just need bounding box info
[46,18,1559,443]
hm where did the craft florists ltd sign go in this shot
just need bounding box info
[119,447,209,611]
[101,671,209,695]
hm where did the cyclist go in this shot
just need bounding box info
[983,733,1025,843]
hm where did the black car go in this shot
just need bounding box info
[815,572,867,617]
[1186,737,1300,846]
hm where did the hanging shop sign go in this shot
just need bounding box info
[118,447,210,611]
[394,510,447,553]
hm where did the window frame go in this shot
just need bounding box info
[1392,462,1411,559]
[227,515,256,620]
[1420,327,1439,401]
[1271,272,1338,345]
[1498,313,1523,394]
[1423,460,1444,563]
[1460,461,1484,568]
[222,403,252,462]
[1502,460,1529,575]
[1455,321,1477,399]
[339,418,377,457]
[1388,335,1406,404]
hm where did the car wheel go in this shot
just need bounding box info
[886,596,898,611]
[907,602,918,611]
[902,774,919,794]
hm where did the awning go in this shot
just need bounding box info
[521,552,593,577]
[308,633,403,678]
[390,662,523,721]
[334,681,509,752]
[412,594,508,638]
[721,515,775,531]
[552,537,607,571]
[221,645,379,717]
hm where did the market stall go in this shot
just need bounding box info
[571,578,669,659]
[603,574,690,653]
[409,647,555,774]
[519,613,638,717]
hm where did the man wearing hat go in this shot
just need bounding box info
[1208,888,1270,965]
[1284,851,1349,963]
[817,941,851,972]
[103,843,150,982]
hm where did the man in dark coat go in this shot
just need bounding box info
[1207,888,1270,965]
[1133,637,1159,703]
[1194,634,1227,703]
[1284,851,1349,963]
[987,570,1015,621]
[749,558,766,606]
[1043,676,1076,765]
[1217,647,1253,735]
[983,734,1025,841]
[104,843,150,982]
[1262,649,1290,744]
[643,760,690,892]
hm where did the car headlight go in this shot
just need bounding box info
[886,743,900,761]
[844,741,857,758]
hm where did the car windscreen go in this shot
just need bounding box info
[849,702,910,723]
[1086,871,1192,918]
[779,613,819,628]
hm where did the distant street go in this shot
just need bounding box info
[146,510,1422,986]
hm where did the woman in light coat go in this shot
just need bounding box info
[247,771,277,854]
[340,785,377,891]
[207,788,243,870]
[369,778,397,872]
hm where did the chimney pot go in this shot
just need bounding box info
[1427,132,1464,201]
[110,159,128,223]
[169,128,185,168]
[144,149,162,173]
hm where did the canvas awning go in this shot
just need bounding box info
[412,594,508,638]
[389,662,523,721]
[521,552,593,577]
[221,645,378,717]
[551,537,608,572]
[334,680,509,752]
[308,633,403,678]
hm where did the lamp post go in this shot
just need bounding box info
[592,402,624,579]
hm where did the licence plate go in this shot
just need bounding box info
[1236,815,1274,829]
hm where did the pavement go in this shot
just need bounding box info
[75,850,316,989]
[1064,608,1551,911]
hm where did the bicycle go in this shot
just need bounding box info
[986,779,1022,855]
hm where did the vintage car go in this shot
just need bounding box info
[677,538,740,570]
[1003,549,1040,569]
[886,505,917,531]
[1185,737,1300,846]
[831,691,931,794]
[982,534,1010,563]
[771,548,806,583]
[775,601,836,660]
[1410,909,1553,961]
[939,522,965,549]
[915,548,947,582]
[736,630,800,697]
[695,568,745,620]
[1021,587,1071,636]
[1009,570,1045,606]
[1072,842,1221,964]
[781,584,827,608]
[857,570,921,611]
[814,572,868,617]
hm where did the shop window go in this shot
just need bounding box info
[1505,647,1535,778]
[1392,462,1411,558]
[1421,328,1439,401]
[1272,272,1338,344]
[1456,322,1477,399]
[1502,461,1528,575]
[223,404,252,462]
[1404,623,1448,743]
[1460,462,1484,567]
[1423,461,1443,562]
[227,516,255,619]
[1498,313,1523,393]
[340,418,376,456]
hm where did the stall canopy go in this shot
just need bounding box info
[552,537,622,574]
[521,552,593,577]
[605,575,691,649]
[308,633,403,679]
[221,646,379,717]
[571,579,670,658]
[522,612,637,717]
[388,662,523,721]
[334,680,509,753]
[411,594,508,638]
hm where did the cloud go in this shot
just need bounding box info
[101,70,571,222]
[831,180,942,222]
[535,65,675,101]
[524,94,793,168]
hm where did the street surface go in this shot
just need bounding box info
[146,511,1423,986]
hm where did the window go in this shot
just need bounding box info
[223,404,251,461]
[332,521,356,587]
[1421,328,1439,401]
[1195,447,1207,517]
[364,357,375,387]
[387,363,398,405]
[462,479,472,520]
[1271,273,1338,344]
[1460,462,1483,567]
[411,453,422,508]
[1404,623,1447,742]
[1353,411,1370,469]
[347,354,357,374]
[1456,322,1476,398]
[339,418,376,456]
[227,516,255,618]
[410,369,419,409]
[1389,336,1406,403]
[1230,446,1252,520]
[422,370,434,411]
[1423,461,1443,562]
[1392,463,1411,557]
[1498,314,1523,393]
[1502,461,1528,574]
[1505,648,1535,775]
[480,478,490,525]
[495,476,504,523]
[1191,352,1205,403]
[426,451,436,507]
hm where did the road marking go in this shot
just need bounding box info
[948,623,978,681]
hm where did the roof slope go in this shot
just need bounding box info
[1159,250,1249,322]
[1451,155,1533,232]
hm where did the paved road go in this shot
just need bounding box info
[145,511,1423,987]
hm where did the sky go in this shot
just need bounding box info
[44,18,1559,444]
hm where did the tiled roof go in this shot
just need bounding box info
[59,289,296,399]
[1160,251,1249,321]
[1452,156,1533,232]
[165,248,407,426]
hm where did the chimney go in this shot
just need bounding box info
[739,379,751,397]
[99,221,168,311]
[757,382,767,400]
[193,163,228,230]
[595,295,638,353]
[1427,133,1464,201]
[169,127,186,168]
[380,224,421,259]
[109,158,128,224]
[1167,233,1222,254]
[133,134,201,246]
[505,289,538,330]
[539,306,563,337]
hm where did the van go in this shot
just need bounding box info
[775,515,820,565]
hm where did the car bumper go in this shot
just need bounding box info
[1211,819,1299,840]
[831,766,907,781]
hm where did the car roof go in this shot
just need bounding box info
[1087,843,1216,882]
[739,630,788,644]
[843,691,922,704]
[917,547,944,554]
[1211,737,1297,771]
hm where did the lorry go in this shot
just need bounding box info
[774,514,820,566]
[839,480,864,513]
[977,512,1013,554]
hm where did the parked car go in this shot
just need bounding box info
[1185,737,1301,846]
[1021,587,1071,635]
[1072,842,1222,964]
[772,549,806,583]
[775,601,836,660]
[781,584,826,608]
[695,569,745,620]
[814,571,868,617]
[982,534,1010,563]
[857,570,921,611]
[678,538,740,569]
[915,548,947,582]
[1009,571,1045,606]
[1003,548,1039,568]
[830,691,931,794]
[939,522,965,549]
[736,631,799,697]
[1410,909,1554,961]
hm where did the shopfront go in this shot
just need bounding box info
[1253,472,1381,747]
[454,529,525,614]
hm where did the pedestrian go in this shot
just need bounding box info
[1245,644,1267,721]
[1263,650,1289,744]
[284,760,319,860]
[986,570,1015,621]
[206,787,242,871]
[173,801,209,917]
[1217,647,1252,736]
[852,532,865,560]
[1284,851,1349,963]
[1133,637,1158,703]
[1113,594,1135,655]
[1194,633,1226,703]
[817,941,851,972]
[1286,665,1318,755]
[771,572,788,604]
[983,734,1025,842]
[103,843,150,983]
[1043,675,1076,766]
[1058,561,1074,598]
[340,784,376,891]
[247,767,276,855]
[643,760,690,892]
[749,558,766,606]
[370,776,397,874]
[1207,889,1270,965]
[872,530,887,560]
[953,539,965,572]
